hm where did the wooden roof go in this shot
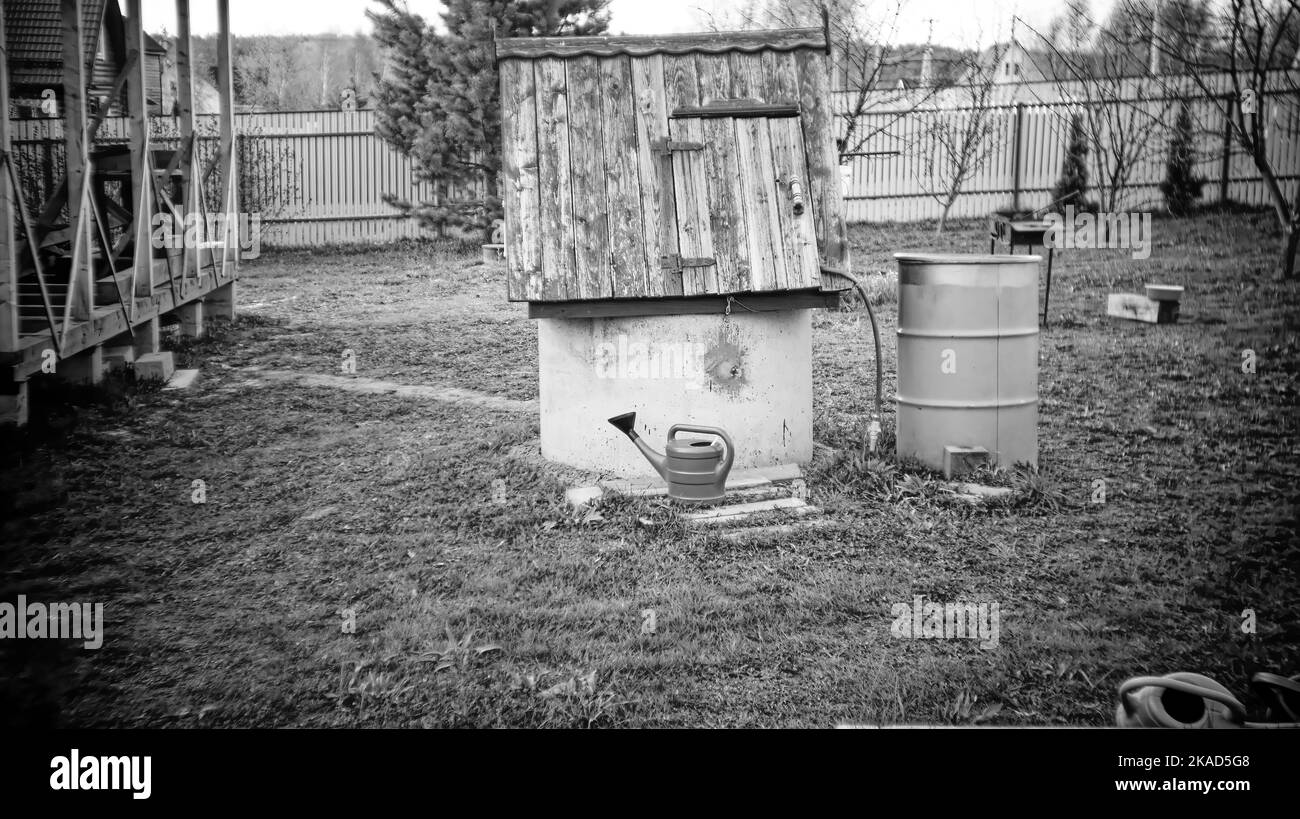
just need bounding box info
[496,27,828,61]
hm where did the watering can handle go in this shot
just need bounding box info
[1117,676,1248,722]
[668,425,735,481]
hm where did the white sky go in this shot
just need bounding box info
[143,0,1120,48]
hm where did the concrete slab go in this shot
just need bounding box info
[162,369,201,391]
[566,464,805,507]
[136,352,176,383]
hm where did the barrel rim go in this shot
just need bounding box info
[893,252,1042,264]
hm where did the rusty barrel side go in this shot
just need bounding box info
[894,253,1040,472]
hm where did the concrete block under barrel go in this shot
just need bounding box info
[894,253,1040,473]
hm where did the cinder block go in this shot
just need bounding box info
[482,243,505,263]
[943,445,991,480]
[135,351,175,383]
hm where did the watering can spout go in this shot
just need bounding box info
[608,412,669,480]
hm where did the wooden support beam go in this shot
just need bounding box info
[59,345,105,385]
[0,0,18,357]
[132,316,160,355]
[206,281,236,321]
[175,0,197,280]
[216,0,240,277]
[61,0,93,324]
[526,289,840,319]
[127,0,154,302]
[176,299,203,339]
[0,0,29,424]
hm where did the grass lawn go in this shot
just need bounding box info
[1,210,1296,728]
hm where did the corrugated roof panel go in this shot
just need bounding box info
[4,0,109,86]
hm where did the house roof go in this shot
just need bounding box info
[4,0,112,88]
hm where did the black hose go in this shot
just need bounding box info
[823,268,884,454]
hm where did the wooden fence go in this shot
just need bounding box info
[838,89,1300,223]
[8,93,1298,248]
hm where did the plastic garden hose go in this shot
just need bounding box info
[1117,676,1249,725]
[1118,675,1300,728]
[822,268,883,455]
[1248,673,1300,728]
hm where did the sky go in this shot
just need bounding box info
[142,0,1121,48]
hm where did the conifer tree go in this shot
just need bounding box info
[1160,100,1203,216]
[369,0,610,241]
[1051,113,1093,213]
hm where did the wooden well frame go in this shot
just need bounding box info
[495,28,848,312]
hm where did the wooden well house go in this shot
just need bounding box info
[495,27,848,314]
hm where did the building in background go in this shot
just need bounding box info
[3,0,166,119]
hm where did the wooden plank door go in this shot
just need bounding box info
[668,115,821,296]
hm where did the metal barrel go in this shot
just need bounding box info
[894,253,1040,472]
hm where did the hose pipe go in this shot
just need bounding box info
[820,267,884,456]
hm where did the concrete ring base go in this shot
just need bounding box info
[537,309,813,478]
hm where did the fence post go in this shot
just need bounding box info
[1012,103,1025,213]
[1219,93,1233,205]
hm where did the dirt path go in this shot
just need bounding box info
[239,366,538,414]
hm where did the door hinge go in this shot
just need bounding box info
[660,254,716,273]
[651,138,704,157]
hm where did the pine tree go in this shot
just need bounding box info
[1160,100,1203,216]
[1051,113,1092,213]
[369,0,610,242]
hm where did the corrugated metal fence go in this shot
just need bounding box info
[839,91,1300,222]
[8,109,451,248]
[9,97,1298,247]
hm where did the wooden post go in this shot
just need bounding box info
[1,1,29,425]
[131,316,160,355]
[0,0,17,357]
[175,0,196,280]
[61,0,93,325]
[1011,103,1024,213]
[216,0,240,279]
[176,300,203,339]
[127,0,154,300]
[207,281,236,321]
[1219,94,1233,205]
[60,345,105,384]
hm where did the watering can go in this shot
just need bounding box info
[607,412,734,505]
[1115,673,1247,728]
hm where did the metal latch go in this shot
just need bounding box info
[650,138,704,156]
[660,254,716,274]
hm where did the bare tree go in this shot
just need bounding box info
[916,56,1003,234]
[1026,3,1177,213]
[703,0,952,157]
[1126,0,1300,278]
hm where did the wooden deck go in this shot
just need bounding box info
[6,256,234,382]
